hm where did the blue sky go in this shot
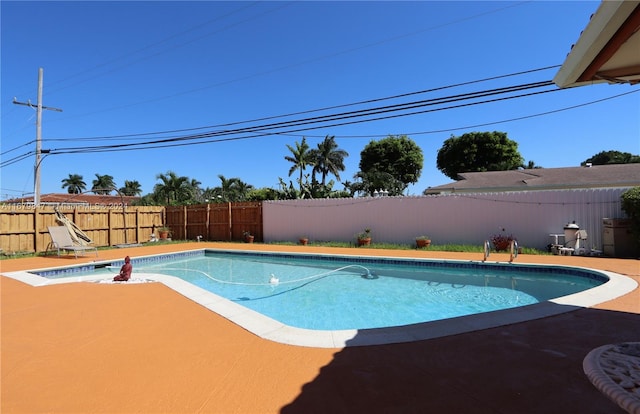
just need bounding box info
[2,1,639,200]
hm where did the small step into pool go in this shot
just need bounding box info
[13,249,636,348]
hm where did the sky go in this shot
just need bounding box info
[1,1,639,200]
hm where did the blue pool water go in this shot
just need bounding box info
[36,251,607,331]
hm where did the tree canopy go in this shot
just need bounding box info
[91,174,116,194]
[356,135,423,196]
[282,136,349,199]
[582,150,640,166]
[213,174,253,202]
[436,131,524,180]
[119,180,142,196]
[310,135,348,186]
[61,174,86,194]
[153,171,192,205]
[284,137,315,195]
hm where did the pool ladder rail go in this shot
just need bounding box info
[483,239,518,263]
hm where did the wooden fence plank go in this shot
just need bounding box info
[0,205,164,254]
[0,202,262,252]
[164,202,263,242]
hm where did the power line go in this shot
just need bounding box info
[0,140,35,156]
[4,70,557,166]
[36,83,561,155]
[3,83,636,168]
[404,89,640,137]
[44,66,560,143]
[0,152,35,168]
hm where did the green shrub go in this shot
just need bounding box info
[621,186,640,247]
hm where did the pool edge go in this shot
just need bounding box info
[3,249,637,349]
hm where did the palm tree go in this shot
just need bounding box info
[284,137,315,195]
[310,135,348,187]
[201,187,222,203]
[61,174,86,194]
[233,179,254,201]
[92,174,115,194]
[187,178,202,202]
[217,174,240,202]
[153,171,191,205]
[119,180,142,196]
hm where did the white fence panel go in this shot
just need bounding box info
[263,188,628,250]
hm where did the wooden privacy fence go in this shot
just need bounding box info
[165,202,263,242]
[0,205,164,254]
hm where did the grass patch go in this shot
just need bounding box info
[267,240,549,255]
[0,239,549,261]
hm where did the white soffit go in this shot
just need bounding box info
[554,1,640,88]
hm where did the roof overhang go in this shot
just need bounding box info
[554,1,640,88]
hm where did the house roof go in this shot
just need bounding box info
[425,163,640,194]
[554,1,640,87]
[2,193,140,206]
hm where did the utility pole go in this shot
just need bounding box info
[13,68,62,207]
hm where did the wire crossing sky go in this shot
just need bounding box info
[1,1,638,199]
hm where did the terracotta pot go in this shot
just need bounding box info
[158,231,169,240]
[416,239,431,248]
[299,238,308,245]
[357,237,371,246]
[244,235,254,243]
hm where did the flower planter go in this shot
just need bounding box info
[491,230,516,252]
[493,241,511,252]
[416,239,431,248]
[357,237,371,246]
[244,235,254,243]
[299,238,309,245]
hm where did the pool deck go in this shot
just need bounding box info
[1,242,639,413]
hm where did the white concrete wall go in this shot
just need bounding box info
[263,188,628,250]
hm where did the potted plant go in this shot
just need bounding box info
[490,228,516,252]
[299,236,309,245]
[158,226,171,240]
[415,236,431,248]
[356,228,372,246]
[243,230,254,243]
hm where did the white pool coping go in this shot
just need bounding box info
[3,255,637,349]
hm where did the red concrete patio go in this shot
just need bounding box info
[1,243,638,413]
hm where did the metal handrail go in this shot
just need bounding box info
[483,240,491,262]
[510,239,519,263]
[483,239,518,263]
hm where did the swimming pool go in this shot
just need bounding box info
[85,252,598,330]
[8,249,636,347]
